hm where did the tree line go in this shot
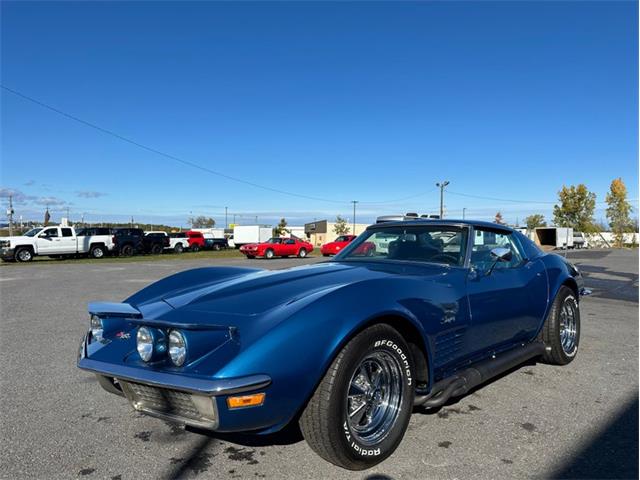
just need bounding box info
[505,177,634,247]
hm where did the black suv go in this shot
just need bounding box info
[112,228,144,256]
[143,232,171,254]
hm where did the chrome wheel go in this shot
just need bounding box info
[346,351,403,446]
[17,249,32,262]
[559,297,578,355]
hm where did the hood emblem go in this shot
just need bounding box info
[115,331,131,339]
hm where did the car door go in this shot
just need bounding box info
[36,227,61,254]
[283,238,297,256]
[466,227,548,356]
[59,227,78,253]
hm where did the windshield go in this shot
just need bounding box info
[23,228,43,237]
[334,225,469,266]
[265,238,282,244]
[335,236,351,242]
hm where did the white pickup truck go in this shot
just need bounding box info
[0,226,115,262]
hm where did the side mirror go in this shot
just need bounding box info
[486,247,512,275]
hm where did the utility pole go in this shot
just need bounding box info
[255,215,258,224]
[7,195,14,236]
[225,207,228,228]
[462,207,466,220]
[351,200,358,233]
[436,181,450,219]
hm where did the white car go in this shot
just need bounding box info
[0,226,115,262]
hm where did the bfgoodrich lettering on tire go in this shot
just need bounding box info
[541,286,580,365]
[299,324,414,470]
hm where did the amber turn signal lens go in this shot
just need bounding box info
[227,393,266,409]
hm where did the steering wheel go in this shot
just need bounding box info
[429,253,458,264]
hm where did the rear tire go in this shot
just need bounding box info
[299,324,414,470]
[174,243,184,254]
[15,248,33,262]
[191,244,200,253]
[213,243,221,251]
[90,245,105,259]
[150,244,163,255]
[541,286,580,365]
[298,248,307,258]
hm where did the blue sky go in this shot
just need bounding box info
[1,1,637,228]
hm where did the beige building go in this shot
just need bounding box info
[304,220,370,247]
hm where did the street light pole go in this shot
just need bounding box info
[462,207,466,220]
[435,181,450,219]
[351,200,358,233]
[225,207,228,228]
[7,195,14,236]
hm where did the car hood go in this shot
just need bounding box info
[0,236,32,242]
[135,261,450,322]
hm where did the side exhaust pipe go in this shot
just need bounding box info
[414,342,546,408]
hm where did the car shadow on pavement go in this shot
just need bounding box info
[550,394,638,479]
[572,264,638,302]
[186,420,304,447]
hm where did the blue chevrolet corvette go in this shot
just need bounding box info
[78,220,588,470]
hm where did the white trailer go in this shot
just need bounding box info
[192,228,225,239]
[284,226,306,239]
[533,227,574,250]
[233,225,273,247]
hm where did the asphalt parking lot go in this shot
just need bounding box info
[0,249,638,479]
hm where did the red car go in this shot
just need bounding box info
[240,237,314,259]
[321,235,375,257]
[320,235,357,256]
[186,231,206,252]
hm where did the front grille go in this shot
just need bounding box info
[119,380,218,429]
[125,381,200,418]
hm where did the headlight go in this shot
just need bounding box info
[0,240,10,248]
[168,330,187,366]
[136,326,155,362]
[90,315,103,342]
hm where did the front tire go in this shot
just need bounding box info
[15,247,33,262]
[265,249,274,259]
[541,286,580,365]
[299,324,414,470]
[120,244,134,257]
[174,243,184,254]
[298,248,307,258]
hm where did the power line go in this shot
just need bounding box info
[448,190,557,204]
[1,85,437,207]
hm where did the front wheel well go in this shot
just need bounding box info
[364,315,430,386]
[562,278,579,300]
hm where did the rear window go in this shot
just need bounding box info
[61,228,73,237]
